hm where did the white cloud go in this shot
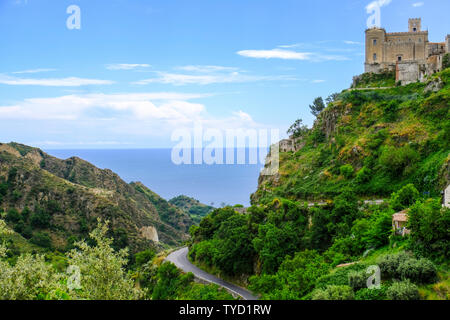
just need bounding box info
[13,0,28,5]
[106,64,151,70]
[0,92,267,141]
[277,44,302,49]
[133,71,297,86]
[0,74,114,87]
[12,68,57,74]
[311,80,326,83]
[176,65,238,73]
[412,2,424,7]
[343,40,363,45]
[237,49,312,60]
[0,93,205,122]
[237,48,349,62]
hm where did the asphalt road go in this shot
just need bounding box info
[166,247,258,300]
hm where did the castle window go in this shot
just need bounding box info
[413,27,417,32]
[373,39,377,45]
[398,56,402,62]
[373,53,377,61]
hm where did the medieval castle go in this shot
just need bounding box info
[365,18,450,84]
[278,18,449,154]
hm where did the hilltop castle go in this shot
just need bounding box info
[365,18,450,84]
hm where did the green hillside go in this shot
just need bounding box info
[252,69,450,204]
[188,69,450,300]
[0,143,192,253]
[169,195,215,224]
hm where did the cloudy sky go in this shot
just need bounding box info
[0,0,449,148]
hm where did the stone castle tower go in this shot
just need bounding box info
[365,18,449,84]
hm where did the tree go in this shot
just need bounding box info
[134,249,156,268]
[310,97,325,117]
[287,119,309,138]
[407,199,450,260]
[66,219,143,300]
[30,232,52,249]
[325,93,339,106]
[390,184,420,211]
[250,250,330,299]
[443,53,450,69]
[252,222,301,274]
[0,219,64,300]
[312,285,354,300]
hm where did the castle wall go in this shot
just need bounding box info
[397,61,420,85]
[427,55,443,74]
[384,40,426,63]
[427,42,446,56]
[365,28,386,64]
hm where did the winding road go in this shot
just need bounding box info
[166,247,258,300]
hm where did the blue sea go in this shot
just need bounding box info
[44,149,266,207]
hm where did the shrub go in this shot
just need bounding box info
[312,285,355,300]
[386,280,420,300]
[21,225,33,239]
[381,100,399,122]
[379,146,419,177]
[377,252,412,279]
[348,270,367,291]
[355,167,371,184]
[30,208,51,228]
[315,263,367,289]
[0,183,7,196]
[134,249,156,268]
[355,286,388,300]
[390,184,420,211]
[340,164,354,179]
[30,232,52,249]
[397,258,438,284]
[5,208,21,224]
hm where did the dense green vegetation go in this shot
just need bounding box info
[253,69,450,203]
[0,219,233,300]
[351,70,396,88]
[1,67,449,300]
[189,69,450,300]
[0,143,192,252]
[169,195,214,224]
[190,187,449,299]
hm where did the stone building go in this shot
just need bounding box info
[279,136,306,153]
[365,18,449,84]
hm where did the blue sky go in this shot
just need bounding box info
[0,0,449,148]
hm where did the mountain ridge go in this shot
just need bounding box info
[0,142,192,252]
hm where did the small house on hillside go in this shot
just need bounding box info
[392,210,410,236]
[279,139,295,153]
